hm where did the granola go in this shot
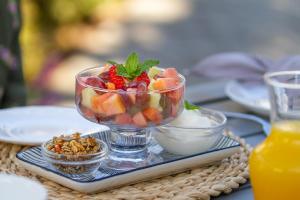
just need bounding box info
[46,133,101,155]
[43,133,105,175]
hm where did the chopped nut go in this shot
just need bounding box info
[46,133,101,155]
[44,133,103,175]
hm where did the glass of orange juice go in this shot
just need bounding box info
[250,71,300,200]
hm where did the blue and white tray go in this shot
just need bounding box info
[16,112,269,193]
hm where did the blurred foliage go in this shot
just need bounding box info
[33,0,101,29]
[20,0,119,84]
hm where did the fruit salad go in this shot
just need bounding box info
[75,52,185,128]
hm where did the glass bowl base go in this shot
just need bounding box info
[103,150,162,171]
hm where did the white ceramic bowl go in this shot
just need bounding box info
[153,108,227,155]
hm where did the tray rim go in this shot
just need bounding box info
[17,146,240,193]
[16,111,269,185]
[16,135,240,183]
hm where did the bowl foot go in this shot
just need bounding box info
[103,150,162,171]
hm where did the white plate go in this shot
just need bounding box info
[0,174,47,200]
[0,106,109,145]
[225,80,270,116]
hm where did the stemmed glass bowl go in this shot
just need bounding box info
[75,66,185,170]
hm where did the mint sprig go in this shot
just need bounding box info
[108,52,159,80]
[184,100,201,110]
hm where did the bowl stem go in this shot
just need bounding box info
[104,128,155,170]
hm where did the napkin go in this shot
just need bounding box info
[191,52,300,82]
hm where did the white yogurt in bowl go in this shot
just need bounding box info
[153,108,227,155]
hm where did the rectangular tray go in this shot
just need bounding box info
[16,112,268,193]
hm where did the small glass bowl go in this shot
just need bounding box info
[41,138,108,177]
[153,108,227,155]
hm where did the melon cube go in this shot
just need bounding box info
[143,107,163,124]
[148,66,162,78]
[152,78,178,90]
[102,94,126,116]
[81,87,97,109]
[91,93,112,114]
[149,93,162,111]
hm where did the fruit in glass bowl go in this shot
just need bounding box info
[75,52,185,170]
[75,54,185,129]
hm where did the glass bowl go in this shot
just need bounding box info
[75,67,185,128]
[41,138,108,177]
[75,66,185,170]
[153,108,227,155]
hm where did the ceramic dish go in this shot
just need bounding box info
[0,106,109,145]
[225,80,270,116]
[154,108,227,155]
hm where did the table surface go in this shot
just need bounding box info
[186,78,267,200]
[2,78,264,199]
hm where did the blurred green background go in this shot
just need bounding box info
[20,0,300,105]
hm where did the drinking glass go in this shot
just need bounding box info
[250,71,300,200]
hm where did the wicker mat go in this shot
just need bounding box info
[0,132,251,200]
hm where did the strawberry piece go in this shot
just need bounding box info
[135,72,150,86]
[109,66,126,90]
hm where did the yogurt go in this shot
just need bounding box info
[169,109,215,128]
[154,108,226,155]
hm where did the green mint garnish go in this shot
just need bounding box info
[108,52,159,80]
[184,100,201,110]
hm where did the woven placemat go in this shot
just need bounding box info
[0,132,251,200]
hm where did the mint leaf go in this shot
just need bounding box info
[139,60,160,72]
[116,65,131,78]
[107,60,119,65]
[125,52,139,75]
[107,52,160,80]
[184,100,200,110]
[132,68,143,77]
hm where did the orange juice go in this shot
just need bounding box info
[250,121,300,200]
